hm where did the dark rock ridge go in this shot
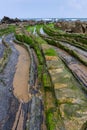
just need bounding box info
[1,16,21,24]
[0,34,20,129]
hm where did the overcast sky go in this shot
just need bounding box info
[0,0,87,18]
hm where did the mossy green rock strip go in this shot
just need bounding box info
[42,44,87,130]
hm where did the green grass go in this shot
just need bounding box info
[35,36,47,44]
[46,108,57,130]
[38,65,43,80]
[0,39,11,72]
[41,35,87,66]
[36,24,42,30]
[43,73,51,89]
[26,24,42,34]
[27,26,35,33]
[45,48,57,56]
[0,25,16,36]
[43,24,87,48]
[15,34,44,64]
[47,23,54,28]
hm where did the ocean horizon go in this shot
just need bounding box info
[1,17,87,22]
[20,18,87,21]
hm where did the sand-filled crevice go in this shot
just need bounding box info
[13,44,30,103]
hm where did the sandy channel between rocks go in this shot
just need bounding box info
[13,44,30,103]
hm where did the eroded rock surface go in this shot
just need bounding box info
[42,44,87,130]
[55,20,87,33]
[0,38,5,58]
[0,34,30,130]
[0,35,19,129]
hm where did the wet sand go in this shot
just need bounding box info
[13,44,30,103]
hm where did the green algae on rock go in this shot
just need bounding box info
[42,44,87,130]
